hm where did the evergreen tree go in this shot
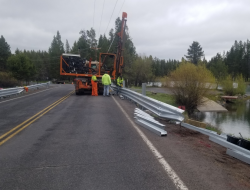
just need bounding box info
[87,28,97,59]
[0,35,11,71]
[131,55,153,86]
[75,29,91,59]
[185,41,204,65]
[15,48,21,54]
[48,31,64,79]
[224,40,250,80]
[65,39,70,53]
[207,53,228,86]
[7,53,35,84]
[98,34,109,55]
[70,41,79,54]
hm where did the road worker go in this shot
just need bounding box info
[116,73,124,95]
[91,72,98,96]
[102,71,111,97]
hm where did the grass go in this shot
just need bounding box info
[146,92,177,107]
[130,86,142,90]
[205,124,222,135]
[205,93,221,102]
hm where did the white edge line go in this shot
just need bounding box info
[0,88,53,104]
[112,96,189,190]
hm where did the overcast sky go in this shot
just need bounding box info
[1,0,250,61]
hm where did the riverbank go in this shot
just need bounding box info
[129,86,250,138]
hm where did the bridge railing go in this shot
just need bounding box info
[111,85,184,122]
[112,84,250,164]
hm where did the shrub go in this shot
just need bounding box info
[235,74,246,95]
[221,75,235,95]
[0,72,20,88]
[221,74,246,95]
[167,62,215,115]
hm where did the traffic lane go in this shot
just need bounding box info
[0,84,74,136]
[0,94,177,190]
[117,96,248,190]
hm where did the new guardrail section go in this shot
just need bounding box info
[113,85,250,165]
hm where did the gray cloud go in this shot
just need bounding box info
[1,0,249,61]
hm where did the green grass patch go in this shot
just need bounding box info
[146,92,177,107]
[205,124,222,134]
[130,86,142,90]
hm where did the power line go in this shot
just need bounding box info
[104,0,119,35]
[118,0,126,15]
[98,0,106,39]
[93,0,96,29]
[107,0,126,53]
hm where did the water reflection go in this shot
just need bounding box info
[193,100,250,138]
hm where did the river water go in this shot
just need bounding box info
[147,86,250,138]
[193,100,250,138]
[193,84,250,138]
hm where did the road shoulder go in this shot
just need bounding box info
[114,95,250,190]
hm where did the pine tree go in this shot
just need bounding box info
[65,39,70,53]
[48,31,65,79]
[207,53,228,86]
[185,41,204,65]
[0,35,11,71]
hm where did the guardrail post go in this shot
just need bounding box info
[142,83,146,96]
[123,80,125,88]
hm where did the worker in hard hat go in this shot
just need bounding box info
[91,72,98,96]
[116,73,124,95]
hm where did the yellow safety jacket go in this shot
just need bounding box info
[102,74,111,85]
[117,77,124,86]
[92,75,97,81]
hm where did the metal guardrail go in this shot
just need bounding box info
[134,108,167,136]
[26,82,50,90]
[0,82,50,99]
[112,85,184,122]
[112,84,249,163]
[0,87,24,98]
[181,122,250,164]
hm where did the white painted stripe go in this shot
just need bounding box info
[112,96,189,190]
[0,88,53,104]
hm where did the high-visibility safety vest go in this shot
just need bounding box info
[92,75,97,81]
[117,77,124,86]
[102,74,111,85]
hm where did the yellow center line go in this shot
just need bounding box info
[0,91,74,145]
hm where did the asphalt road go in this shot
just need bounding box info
[0,84,177,190]
[0,84,247,190]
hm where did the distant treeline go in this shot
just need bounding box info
[0,18,250,87]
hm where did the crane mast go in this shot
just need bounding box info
[59,12,128,95]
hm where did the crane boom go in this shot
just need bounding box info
[59,12,128,95]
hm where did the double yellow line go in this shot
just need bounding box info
[0,91,74,146]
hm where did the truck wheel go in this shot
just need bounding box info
[75,90,80,95]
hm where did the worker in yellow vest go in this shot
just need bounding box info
[102,71,111,97]
[91,72,98,96]
[116,73,124,95]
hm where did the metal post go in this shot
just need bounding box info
[123,80,125,88]
[142,83,146,96]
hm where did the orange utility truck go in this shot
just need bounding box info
[60,12,127,95]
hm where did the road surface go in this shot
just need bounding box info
[0,84,249,190]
